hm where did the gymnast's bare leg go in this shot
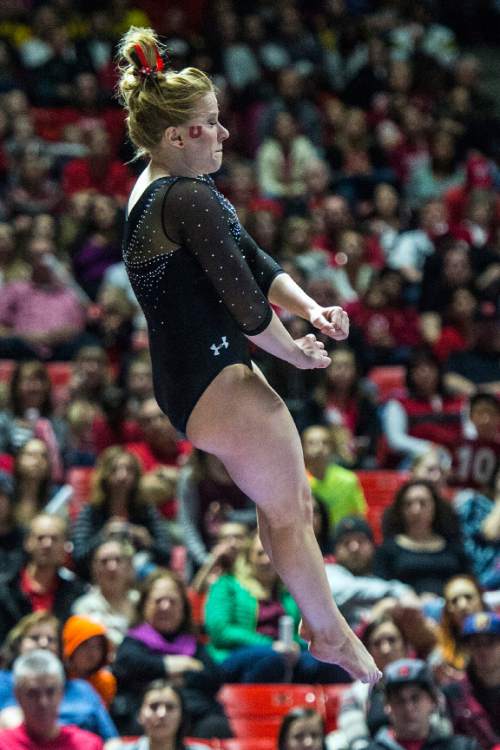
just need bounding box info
[186,362,381,684]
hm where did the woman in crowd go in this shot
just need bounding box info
[312,345,379,468]
[382,347,465,466]
[330,614,409,750]
[374,480,470,597]
[71,538,139,647]
[0,611,118,740]
[105,680,211,750]
[12,437,65,524]
[179,449,256,571]
[278,707,327,750]
[71,446,171,577]
[0,360,66,475]
[433,574,486,675]
[205,531,348,684]
[111,568,231,739]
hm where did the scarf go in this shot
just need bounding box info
[128,622,197,656]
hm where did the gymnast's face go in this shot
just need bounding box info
[176,92,229,175]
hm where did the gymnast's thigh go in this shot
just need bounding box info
[185,363,311,519]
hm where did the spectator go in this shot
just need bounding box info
[301,425,366,527]
[368,658,479,750]
[449,392,499,492]
[0,236,88,361]
[70,194,124,301]
[312,346,379,468]
[405,130,465,210]
[71,446,171,577]
[111,569,232,738]
[190,520,250,597]
[71,539,138,647]
[0,359,67,462]
[68,344,111,408]
[91,385,143,454]
[387,199,450,284]
[278,707,326,750]
[104,680,211,750]
[62,126,134,205]
[256,110,319,201]
[0,513,86,645]
[0,650,103,748]
[331,614,438,750]
[374,480,470,597]
[0,471,25,583]
[445,311,500,397]
[12,438,65,526]
[434,575,486,674]
[61,616,116,708]
[205,530,347,684]
[443,613,500,749]
[346,271,422,369]
[325,516,416,629]
[0,612,118,740]
[453,464,500,590]
[382,347,466,465]
[126,397,191,473]
[179,449,256,570]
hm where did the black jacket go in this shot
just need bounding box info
[111,635,230,737]
[0,567,87,646]
[368,727,481,750]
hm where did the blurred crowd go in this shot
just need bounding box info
[0,0,499,748]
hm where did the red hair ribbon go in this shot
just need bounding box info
[132,42,166,79]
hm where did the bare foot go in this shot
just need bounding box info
[299,619,382,685]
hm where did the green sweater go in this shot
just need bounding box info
[309,463,367,527]
[204,573,301,663]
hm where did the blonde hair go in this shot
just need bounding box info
[117,26,214,158]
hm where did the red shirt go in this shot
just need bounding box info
[0,723,103,749]
[448,437,500,489]
[20,568,56,613]
[125,440,192,472]
[62,159,134,201]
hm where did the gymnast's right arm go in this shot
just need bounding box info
[162,179,328,369]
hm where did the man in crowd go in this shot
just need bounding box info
[368,658,480,750]
[443,612,500,749]
[325,516,415,628]
[0,514,86,644]
[0,650,103,748]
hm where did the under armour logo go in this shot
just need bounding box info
[210,337,229,356]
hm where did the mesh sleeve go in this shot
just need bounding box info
[162,178,273,335]
[238,227,285,295]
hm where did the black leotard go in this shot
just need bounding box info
[123,175,284,435]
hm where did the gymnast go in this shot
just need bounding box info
[118,26,381,684]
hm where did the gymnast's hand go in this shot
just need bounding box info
[309,306,349,341]
[294,333,331,370]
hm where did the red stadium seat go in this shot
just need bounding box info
[367,366,406,403]
[221,740,274,750]
[228,717,282,740]
[356,471,409,542]
[319,684,349,733]
[218,684,323,742]
[219,684,320,719]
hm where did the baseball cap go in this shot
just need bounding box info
[462,612,500,639]
[333,516,374,547]
[384,658,436,696]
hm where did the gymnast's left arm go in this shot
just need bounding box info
[239,228,349,341]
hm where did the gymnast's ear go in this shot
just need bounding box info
[164,126,184,149]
